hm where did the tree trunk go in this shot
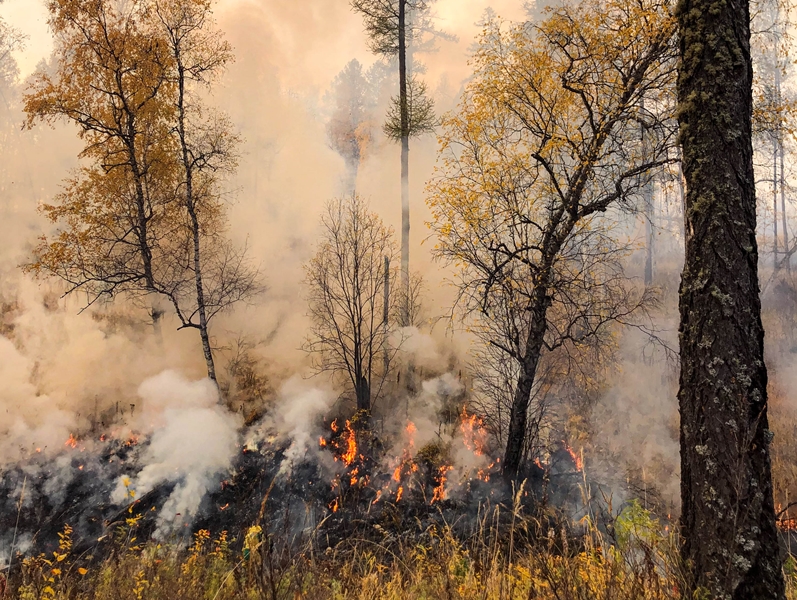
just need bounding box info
[642,99,654,286]
[398,0,410,328]
[677,0,784,595]
[777,65,789,271]
[189,205,217,383]
[644,189,654,286]
[774,136,779,268]
[383,256,390,376]
[356,373,371,413]
[176,62,217,383]
[502,287,551,480]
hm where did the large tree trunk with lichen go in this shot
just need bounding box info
[677,0,784,596]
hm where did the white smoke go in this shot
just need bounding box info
[254,375,337,476]
[112,370,242,536]
[0,334,76,465]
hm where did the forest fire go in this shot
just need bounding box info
[65,433,78,449]
[317,409,502,511]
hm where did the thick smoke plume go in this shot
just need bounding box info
[111,371,242,536]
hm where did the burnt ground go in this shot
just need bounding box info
[0,427,590,568]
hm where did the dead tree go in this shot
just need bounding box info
[304,194,400,417]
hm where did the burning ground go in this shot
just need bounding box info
[0,369,593,567]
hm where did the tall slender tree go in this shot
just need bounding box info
[350,0,435,326]
[304,194,400,416]
[677,0,785,594]
[155,0,258,382]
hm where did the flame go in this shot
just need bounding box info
[563,442,583,471]
[319,437,327,447]
[460,410,488,456]
[330,498,339,512]
[395,486,404,502]
[340,421,358,466]
[350,467,360,486]
[219,503,230,511]
[431,465,453,504]
[65,434,78,449]
[778,504,797,531]
[476,461,497,482]
[125,435,139,447]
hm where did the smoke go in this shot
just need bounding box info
[590,331,681,509]
[0,0,715,553]
[0,334,75,465]
[266,376,337,476]
[111,371,242,536]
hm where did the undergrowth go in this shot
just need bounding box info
[5,494,797,600]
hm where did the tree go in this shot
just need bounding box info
[750,0,797,280]
[154,0,259,382]
[0,10,26,223]
[427,0,677,480]
[350,0,436,327]
[24,0,174,310]
[304,194,399,417]
[326,59,374,194]
[24,0,258,383]
[677,0,785,594]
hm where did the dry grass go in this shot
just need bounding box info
[10,493,797,600]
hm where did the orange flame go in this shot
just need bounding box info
[395,486,404,502]
[460,410,488,456]
[340,421,358,466]
[563,442,583,471]
[65,434,78,449]
[778,504,797,531]
[431,465,453,504]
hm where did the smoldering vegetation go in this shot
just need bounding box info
[0,0,796,598]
